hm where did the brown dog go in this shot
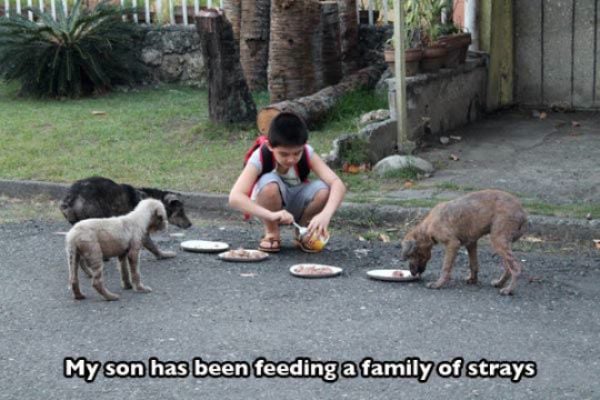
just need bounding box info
[400,190,528,295]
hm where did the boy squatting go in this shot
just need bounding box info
[228,112,347,253]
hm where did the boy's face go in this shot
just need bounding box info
[268,144,305,170]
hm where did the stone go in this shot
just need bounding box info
[359,109,390,126]
[141,49,162,66]
[159,54,185,82]
[138,26,205,87]
[440,136,450,145]
[373,155,435,177]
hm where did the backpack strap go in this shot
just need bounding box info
[259,143,275,179]
[293,145,311,182]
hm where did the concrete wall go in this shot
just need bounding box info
[388,58,487,141]
[326,58,487,166]
[515,0,599,109]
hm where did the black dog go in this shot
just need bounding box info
[60,176,192,259]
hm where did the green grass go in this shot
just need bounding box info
[0,82,387,193]
[3,81,596,220]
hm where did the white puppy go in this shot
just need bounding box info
[66,199,168,301]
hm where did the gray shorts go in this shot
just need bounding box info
[255,172,329,221]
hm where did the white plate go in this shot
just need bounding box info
[366,269,419,282]
[180,240,230,253]
[218,249,269,262]
[289,264,343,279]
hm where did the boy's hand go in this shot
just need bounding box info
[307,212,331,237]
[270,210,294,225]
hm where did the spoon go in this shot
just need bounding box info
[292,221,309,238]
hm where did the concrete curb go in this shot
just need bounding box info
[0,179,598,241]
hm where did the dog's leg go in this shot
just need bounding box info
[492,259,511,289]
[88,259,120,301]
[118,255,133,290]
[427,240,460,289]
[491,235,521,295]
[128,250,152,293]
[142,233,176,259]
[79,259,93,279]
[68,250,85,300]
[465,242,479,284]
[500,247,522,296]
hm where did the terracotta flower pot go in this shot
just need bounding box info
[384,48,423,77]
[438,33,472,66]
[421,44,448,73]
[457,32,472,63]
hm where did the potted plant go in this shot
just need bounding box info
[384,34,423,77]
[434,1,471,67]
[406,0,447,73]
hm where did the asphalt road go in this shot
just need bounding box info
[0,218,598,399]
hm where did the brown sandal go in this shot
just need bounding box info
[258,237,281,253]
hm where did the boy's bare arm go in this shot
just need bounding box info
[228,164,291,222]
[310,153,347,220]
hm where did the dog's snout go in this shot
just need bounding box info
[170,214,192,229]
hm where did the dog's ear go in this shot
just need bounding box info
[400,240,416,260]
[164,193,181,206]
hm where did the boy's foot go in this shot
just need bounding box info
[258,236,281,253]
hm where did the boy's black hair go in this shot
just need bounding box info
[268,112,309,147]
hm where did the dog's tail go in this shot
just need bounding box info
[514,215,531,241]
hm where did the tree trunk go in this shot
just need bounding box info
[257,64,385,133]
[240,0,270,91]
[268,0,320,103]
[197,9,257,124]
[337,0,359,76]
[222,0,242,43]
[317,1,342,88]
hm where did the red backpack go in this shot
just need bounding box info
[242,136,312,219]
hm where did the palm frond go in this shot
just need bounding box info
[0,0,147,97]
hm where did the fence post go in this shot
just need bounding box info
[182,0,187,24]
[144,0,150,24]
[132,0,138,23]
[156,0,162,24]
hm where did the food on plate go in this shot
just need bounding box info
[293,265,334,275]
[392,270,406,278]
[223,248,267,259]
